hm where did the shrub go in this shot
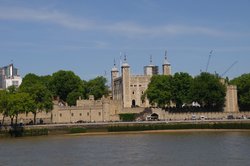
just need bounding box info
[108,123,250,132]
[69,127,86,134]
[119,113,138,121]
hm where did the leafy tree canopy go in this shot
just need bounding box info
[20,73,41,87]
[7,92,36,124]
[20,74,53,111]
[20,73,53,123]
[145,75,172,107]
[0,90,9,116]
[171,72,193,108]
[85,76,109,100]
[49,70,84,101]
[189,72,226,110]
[230,73,250,111]
[66,91,83,106]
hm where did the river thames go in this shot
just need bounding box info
[0,131,250,166]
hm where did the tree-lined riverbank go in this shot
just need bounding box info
[1,120,250,138]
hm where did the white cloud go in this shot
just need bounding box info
[0,7,93,30]
[0,7,237,37]
[102,22,224,37]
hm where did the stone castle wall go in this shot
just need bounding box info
[0,84,243,125]
[151,108,250,120]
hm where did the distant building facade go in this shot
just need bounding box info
[0,64,22,89]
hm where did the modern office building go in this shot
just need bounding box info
[0,64,22,89]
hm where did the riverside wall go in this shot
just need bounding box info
[1,97,250,125]
[1,108,250,125]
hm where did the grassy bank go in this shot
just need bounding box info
[1,122,250,138]
[108,123,250,132]
[0,126,87,137]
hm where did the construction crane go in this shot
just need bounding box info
[220,61,238,77]
[205,50,213,72]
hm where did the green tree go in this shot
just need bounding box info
[66,91,83,106]
[82,80,88,99]
[171,72,193,108]
[20,73,41,86]
[40,75,52,89]
[7,85,18,94]
[21,73,52,91]
[189,72,226,110]
[8,92,35,125]
[49,70,84,101]
[144,75,172,107]
[230,73,250,111]
[0,90,9,125]
[20,74,53,124]
[0,87,18,125]
[86,76,109,100]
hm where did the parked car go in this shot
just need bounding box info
[76,120,85,123]
[146,113,159,121]
[227,115,234,119]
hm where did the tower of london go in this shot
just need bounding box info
[111,51,171,108]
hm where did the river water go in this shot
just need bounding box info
[0,131,250,166]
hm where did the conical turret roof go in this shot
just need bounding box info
[122,54,130,67]
[111,59,118,71]
[163,50,170,65]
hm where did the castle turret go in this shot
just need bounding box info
[162,50,171,75]
[121,55,131,107]
[111,59,119,99]
[144,55,159,76]
[225,85,239,113]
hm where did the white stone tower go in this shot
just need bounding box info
[121,55,131,107]
[144,55,159,76]
[224,85,239,113]
[162,50,171,75]
[111,59,119,98]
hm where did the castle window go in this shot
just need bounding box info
[87,112,89,116]
[139,85,142,87]
[132,91,135,94]
[80,113,82,116]
[130,85,133,87]
[142,91,144,94]
[99,112,101,116]
[71,113,74,117]
[60,113,62,117]
[134,85,137,87]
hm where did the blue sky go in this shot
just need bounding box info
[0,0,249,82]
